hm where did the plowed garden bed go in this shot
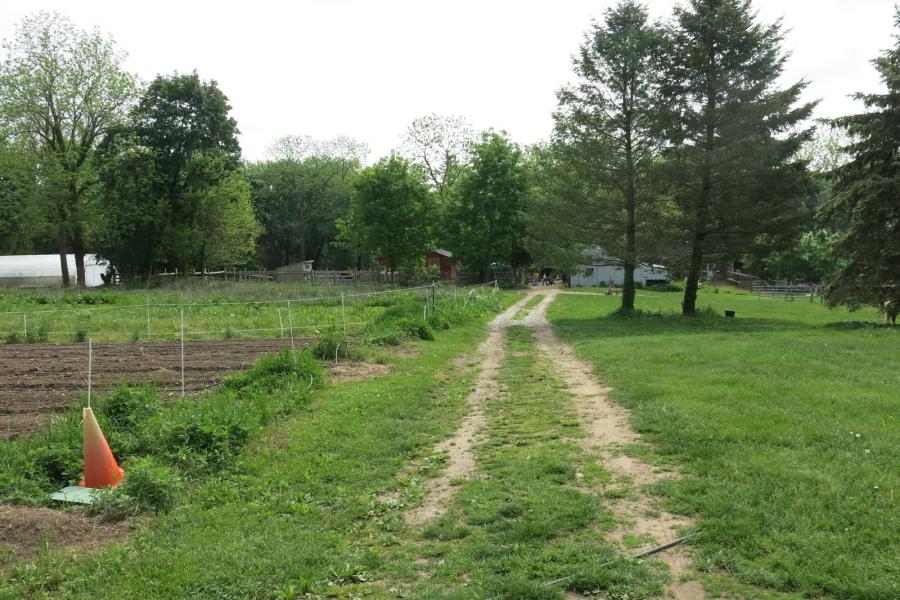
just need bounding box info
[0,339,310,437]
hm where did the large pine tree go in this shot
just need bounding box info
[553,0,665,311]
[822,10,900,316]
[666,0,814,314]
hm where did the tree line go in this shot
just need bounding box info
[0,2,897,316]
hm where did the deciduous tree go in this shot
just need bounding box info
[446,131,529,280]
[401,114,474,200]
[346,156,434,281]
[0,11,137,286]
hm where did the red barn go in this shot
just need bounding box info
[426,249,457,277]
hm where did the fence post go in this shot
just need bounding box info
[341,292,347,334]
[180,307,185,397]
[146,298,151,338]
[23,313,27,339]
[287,300,295,351]
[87,337,92,408]
[432,282,436,311]
[278,308,284,338]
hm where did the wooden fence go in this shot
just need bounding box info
[752,281,819,299]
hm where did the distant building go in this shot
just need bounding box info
[274,260,314,282]
[426,249,458,277]
[570,247,668,287]
[0,254,107,288]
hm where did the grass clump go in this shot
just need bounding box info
[310,328,353,360]
[91,457,180,521]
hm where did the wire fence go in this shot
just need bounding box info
[1,282,500,438]
[0,283,458,344]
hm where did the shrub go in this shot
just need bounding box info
[646,282,682,292]
[100,384,162,431]
[90,456,180,521]
[311,329,352,361]
[120,456,180,514]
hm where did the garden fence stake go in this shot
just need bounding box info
[87,338,92,408]
[23,314,27,339]
[278,308,284,338]
[341,292,347,334]
[146,298,151,337]
[287,300,295,351]
[180,308,185,396]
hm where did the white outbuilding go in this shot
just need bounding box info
[569,247,669,287]
[0,254,108,288]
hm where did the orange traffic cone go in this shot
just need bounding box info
[80,407,125,488]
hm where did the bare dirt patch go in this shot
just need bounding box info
[0,504,132,563]
[405,294,533,527]
[526,290,702,599]
[326,361,391,383]
[0,338,311,438]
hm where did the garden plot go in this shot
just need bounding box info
[0,338,310,437]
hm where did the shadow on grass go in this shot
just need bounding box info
[553,308,834,340]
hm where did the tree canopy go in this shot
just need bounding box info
[822,10,900,311]
[0,11,137,286]
[664,0,815,314]
[446,131,529,279]
[344,156,434,280]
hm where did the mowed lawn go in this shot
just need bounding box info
[548,288,898,599]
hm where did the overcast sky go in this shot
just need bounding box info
[1,0,896,161]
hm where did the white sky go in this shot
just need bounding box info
[1,0,896,161]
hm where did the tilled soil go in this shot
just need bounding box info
[0,504,132,562]
[0,338,310,438]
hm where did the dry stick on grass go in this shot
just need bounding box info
[541,531,700,588]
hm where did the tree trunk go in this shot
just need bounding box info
[621,147,637,312]
[622,259,636,311]
[57,225,71,288]
[70,224,87,289]
[682,235,705,315]
[684,60,717,316]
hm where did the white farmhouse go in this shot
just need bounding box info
[569,248,669,287]
[0,254,108,288]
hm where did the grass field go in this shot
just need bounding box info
[1,284,896,599]
[548,288,899,599]
[0,282,443,343]
[0,291,519,599]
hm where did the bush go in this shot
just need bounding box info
[646,282,682,292]
[100,384,162,431]
[90,456,180,521]
[120,457,180,514]
[310,329,352,361]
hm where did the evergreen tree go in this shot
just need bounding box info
[821,10,900,315]
[554,0,666,310]
[665,0,815,314]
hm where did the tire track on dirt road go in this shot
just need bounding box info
[524,289,703,600]
[404,293,534,527]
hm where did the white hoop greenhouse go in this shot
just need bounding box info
[0,254,108,288]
